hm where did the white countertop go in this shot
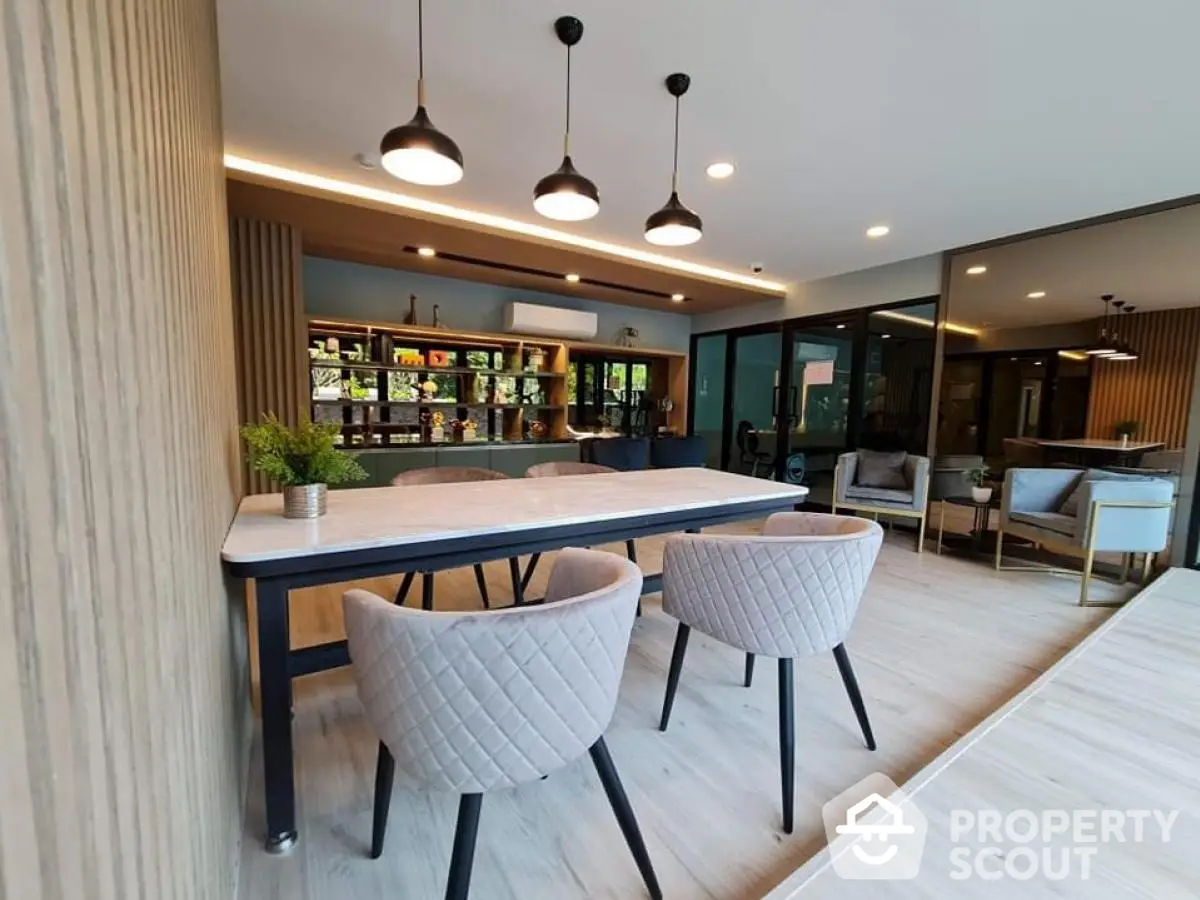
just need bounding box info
[222,468,808,564]
[765,567,1200,898]
[1036,438,1166,451]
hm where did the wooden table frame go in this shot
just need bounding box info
[224,490,805,853]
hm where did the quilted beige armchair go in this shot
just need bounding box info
[344,548,661,900]
[658,512,884,834]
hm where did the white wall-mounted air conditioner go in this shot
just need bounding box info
[504,301,598,340]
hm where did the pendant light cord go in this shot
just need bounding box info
[416,0,426,106]
[671,96,680,192]
[563,43,572,157]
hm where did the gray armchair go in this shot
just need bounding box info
[832,451,931,553]
[995,468,1174,607]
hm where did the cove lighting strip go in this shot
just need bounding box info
[224,155,788,294]
[873,308,982,336]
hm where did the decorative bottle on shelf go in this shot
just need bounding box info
[403,293,418,325]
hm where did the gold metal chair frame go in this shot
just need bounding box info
[831,468,928,554]
[993,499,1173,607]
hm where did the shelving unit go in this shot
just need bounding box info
[307,318,569,447]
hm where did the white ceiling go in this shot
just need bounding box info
[948,202,1200,330]
[218,0,1200,288]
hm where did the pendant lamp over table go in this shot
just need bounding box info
[1085,294,1118,356]
[379,0,464,186]
[533,16,600,221]
[644,73,703,247]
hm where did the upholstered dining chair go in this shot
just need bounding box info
[657,512,884,834]
[343,549,662,900]
[521,462,640,599]
[391,467,511,610]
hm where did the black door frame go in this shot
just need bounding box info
[689,294,941,478]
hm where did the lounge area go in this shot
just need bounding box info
[5,4,1200,900]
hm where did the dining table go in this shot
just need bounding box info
[221,467,809,852]
[1035,437,1166,467]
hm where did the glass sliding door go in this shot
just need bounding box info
[726,330,784,477]
[690,334,727,468]
[783,318,856,496]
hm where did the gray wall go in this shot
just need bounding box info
[692,254,943,333]
[305,257,691,352]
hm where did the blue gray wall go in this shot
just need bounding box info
[304,256,691,352]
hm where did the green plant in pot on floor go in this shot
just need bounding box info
[241,415,368,518]
[966,463,993,503]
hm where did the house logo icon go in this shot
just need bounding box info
[823,773,928,880]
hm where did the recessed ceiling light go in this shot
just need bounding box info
[1034,361,1043,366]
[1027,290,1046,299]
[836,324,847,329]
[706,162,735,179]
[565,273,581,283]
[417,247,436,257]
[866,225,890,238]
[881,333,892,339]
[966,265,987,275]
[671,292,685,302]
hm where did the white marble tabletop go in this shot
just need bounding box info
[221,468,808,564]
[1035,438,1166,452]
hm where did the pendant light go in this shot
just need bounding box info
[379,0,464,186]
[533,17,599,221]
[1085,294,1118,355]
[1107,304,1139,360]
[644,73,703,247]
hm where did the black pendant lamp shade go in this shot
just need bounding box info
[645,73,703,247]
[380,0,464,186]
[1085,294,1118,355]
[533,17,599,221]
[1107,304,1139,360]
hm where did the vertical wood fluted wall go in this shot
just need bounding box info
[0,1,248,899]
[1086,307,1200,447]
[230,218,307,494]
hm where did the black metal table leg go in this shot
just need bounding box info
[520,552,541,592]
[256,578,297,852]
[508,556,525,606]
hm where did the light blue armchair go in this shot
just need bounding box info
[995,468,1175,606]
[832,451,931,552]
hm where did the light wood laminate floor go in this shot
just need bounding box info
[237,522,1132,900]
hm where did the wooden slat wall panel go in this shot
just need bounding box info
[0,1,247,899]
[229,218,306,494]
[1086,307,1200,447]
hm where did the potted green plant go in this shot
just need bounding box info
[966,463,992,503]
[1113,419,1139,448]
[241,415,368,518]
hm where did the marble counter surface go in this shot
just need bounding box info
[222,468,808,563]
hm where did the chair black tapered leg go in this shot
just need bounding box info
[394,571,416,605]
[589,738,663,900]
[508,556,525,606]
[520,553,541,592]
[422,572,435,611]
[658,623,691,731]
[370,742,395,859]
[744,653,756,688]
[472,564,491,610]
[833,643,876,751]
[444,794,483,900]
[625,540,638,563]
[778,658,795,834]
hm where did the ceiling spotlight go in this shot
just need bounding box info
[645,73,703,247]
[836,323,847,329]
[881,333,892,339]
[533,17,600,221]
[379,0,464,186]
[1027,290,1046,299]
[706,162,734,179]
[565,273,581,283]
[671,292,685,302]
[866,225,890,238]
[416,247,436,257]
[966,264,987,275]
[353,152,377,170]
